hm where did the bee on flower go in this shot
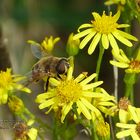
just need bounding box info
[35,61,109,123]
[73,11,137,55]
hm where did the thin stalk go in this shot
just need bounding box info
[95,44,105,82]
[124,73,136,105]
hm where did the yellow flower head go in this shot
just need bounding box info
[0,68,31,105]
[8,95,25,114]
[73,11,137,55]
[36,66,105,123]
[28,36,60,55]
[41,36,60,53]
[110,49,140,73]
[91,87,116,120]
[116,105,140,140]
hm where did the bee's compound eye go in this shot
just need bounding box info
[56,59,69,74]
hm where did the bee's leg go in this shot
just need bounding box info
[44,77,50,91]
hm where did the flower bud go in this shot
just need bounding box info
[66,33,80,56]
[8,96,24,114]
[96,121,110,140]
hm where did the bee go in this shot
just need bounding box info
[31,56,70,82]
[28,41,70,90]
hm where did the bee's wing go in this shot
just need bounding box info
[30,43,42,59]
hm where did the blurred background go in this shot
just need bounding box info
[0,0,140,139]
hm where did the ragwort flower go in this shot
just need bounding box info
[0,68,31,105]
[28,36,60,56]
[110,49,140,73]
[73,11,137,55]
[92,88,116,117]
[116,105,140,140]
[36,67,104,123]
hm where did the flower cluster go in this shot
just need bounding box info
[0,68,31,105]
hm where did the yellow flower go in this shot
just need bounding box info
[0,68,31,105]
[73,11,137,55]
[110,49,140,73]
[8,95,25,115]
[28,36,60,55]
[36,67,104,123]
[41,36,60,53]
[92,88,116,117]
[116,105,140,140]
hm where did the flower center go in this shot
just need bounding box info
[136,122,140,138]
[118,97,131,110]
[129,60,140,71]
[91,12,118,34]
[56,79,82,104]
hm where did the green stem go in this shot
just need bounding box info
[124,73,136,105]
[95,44,105,82]
[91,122,99,140]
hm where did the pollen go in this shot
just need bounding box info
[118,97,131,110]
[136,122,140,138]
[56,79,82,104]
[129,60,140,71]
[91,12,118,34]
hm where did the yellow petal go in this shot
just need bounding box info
[80,73,97,85]
[108,33,119,54]
[92,12,101,21]
[113,10,120,22]
[77,24,93,32]
[73,29,93,40]
[74,72,88,83]
[39,98,55,109]
[77,100,91,120]
[116,123,136,129]
[49,78,60,86]
[35,92,55,103]
[116,129,133,138]
[118,24,130,28]
[82,81,103,90]
[79,31,96,49]
[119,109,130,123]
[117,30,138,41]
[80,97,96,111]
[128,105,140,123]
[61,102,73,123]
[110,61,129,68]
[82,91,105,98]
[131,131,140,140]
[112,31,133,47]
[101,34,109,49]
[88,33,101,55]
[66,67,73,80]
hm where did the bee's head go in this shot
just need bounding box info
[56,58,70,74]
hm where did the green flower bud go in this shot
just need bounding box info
[66,33,80,56]
[8,96,25,114]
